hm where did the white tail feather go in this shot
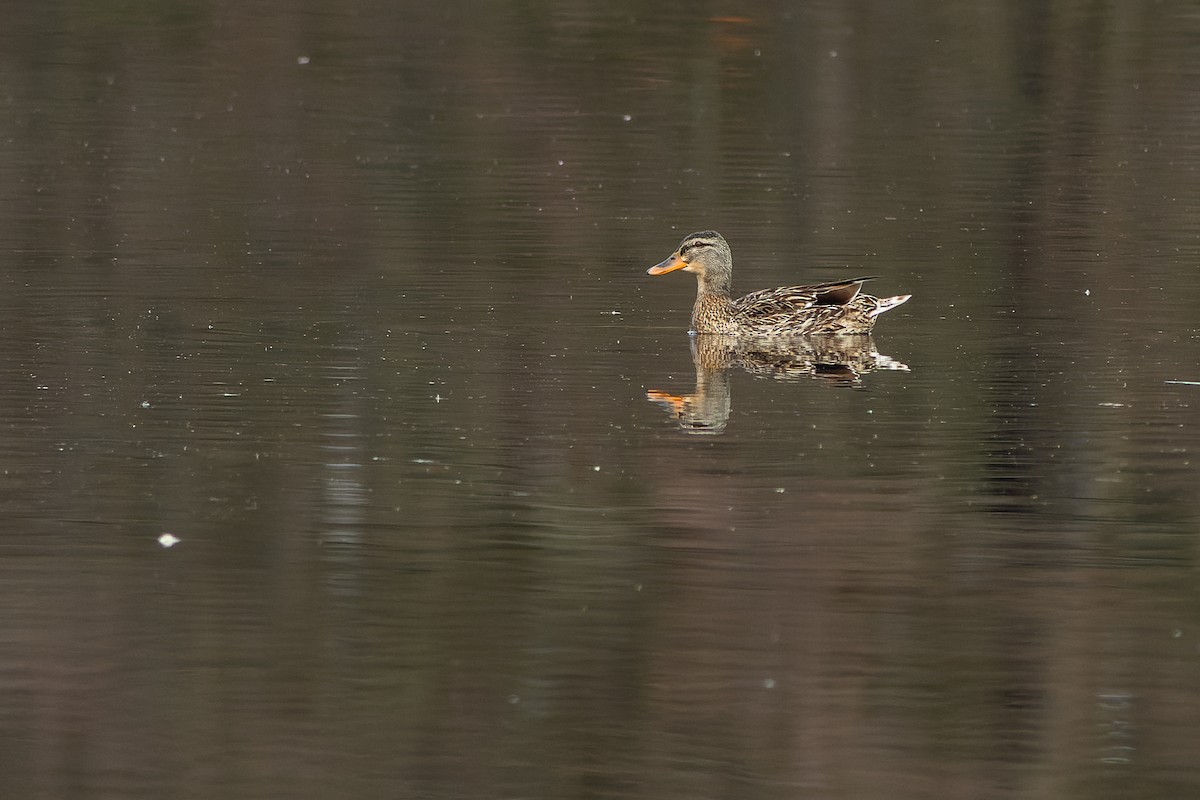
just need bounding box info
[869,294,912,317]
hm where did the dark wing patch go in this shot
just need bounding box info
[804,276,877,305]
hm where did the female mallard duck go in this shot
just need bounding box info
[647,231,911,335]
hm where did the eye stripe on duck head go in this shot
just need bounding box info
[678,231,726,257]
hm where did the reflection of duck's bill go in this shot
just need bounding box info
[646,390,726,434]
[647,252,686,275]
[646,389,686,414]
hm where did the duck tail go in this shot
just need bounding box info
[869,294,912,317]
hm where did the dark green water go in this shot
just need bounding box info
[1,2,1199,798]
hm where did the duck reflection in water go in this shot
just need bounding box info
[647,334,910,434]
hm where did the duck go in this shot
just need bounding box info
[646,230,911,335]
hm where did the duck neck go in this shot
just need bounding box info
[691,276,735,333]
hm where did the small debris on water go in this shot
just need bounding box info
[1098,402,1127,408]
[158,533,180,548]
[297,56,310,65]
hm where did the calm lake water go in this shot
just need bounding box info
[2,2,1199,798]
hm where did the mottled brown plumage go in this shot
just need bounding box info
[647,231,911,335]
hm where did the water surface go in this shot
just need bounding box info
[2,2,1199,798]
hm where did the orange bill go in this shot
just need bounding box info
[647,253,686,275]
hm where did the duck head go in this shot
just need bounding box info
[647,230,733,294]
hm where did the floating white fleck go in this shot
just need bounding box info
[158,533,180,548]
[297,56,310,65]
[763,678,776,689]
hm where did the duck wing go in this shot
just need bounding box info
[733,276,878,317]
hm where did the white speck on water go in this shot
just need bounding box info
[158,533,180,548]
[763,678,776,689]
[508,694,520,704]
[1098,402,1126,408]
[1084,288,1091,296]
[297,56,310,65]
[774,487,785,493]
[592,465,601,472]
[141,401,151,408]
[622,114,632,122]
